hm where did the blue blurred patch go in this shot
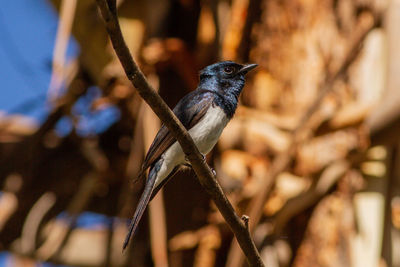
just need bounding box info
[0,252,9,266]
[0,1,120,136]
[67,86,121,136]
[0,251,70,267]
[0,0,78,121]
[74,212,110,230]
[38,261,69,267]
[56,211,118,230]
[54,116,74,137]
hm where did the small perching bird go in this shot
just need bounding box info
[123,61,257,250]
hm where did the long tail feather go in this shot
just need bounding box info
[149,165,180,201]
[122,160,162,251]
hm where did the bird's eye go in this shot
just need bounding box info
[224,66,235,74]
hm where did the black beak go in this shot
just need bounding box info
[238,63,258,75]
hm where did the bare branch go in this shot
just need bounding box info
[241,215,250,230]
[95,0,264,266]
[48,0,77,102]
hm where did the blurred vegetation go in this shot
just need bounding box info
[0,0,400,266]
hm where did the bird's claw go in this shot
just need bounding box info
[184,154,215,176]
[210,167,216,177]
[185,154,206,163]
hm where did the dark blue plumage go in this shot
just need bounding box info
[199,61,252,118]
[123,61,257,251]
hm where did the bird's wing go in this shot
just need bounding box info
[123,91,215,251]
[137,89,215,177]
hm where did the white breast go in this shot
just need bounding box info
[153,105,229,188]
[188,105,229,155]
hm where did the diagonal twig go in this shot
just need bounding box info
[95,0,265,266]
[48,0,77,103]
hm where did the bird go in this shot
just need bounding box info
[123,61,257,250]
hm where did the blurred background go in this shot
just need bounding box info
[0,0,399,266]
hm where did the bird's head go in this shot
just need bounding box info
[199,61,257,98]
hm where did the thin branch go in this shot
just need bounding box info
[20,192,56,255]
[35,172,98,261]
[241,215,250,230]
[36,140,108,261]
[95,0,265,266]
[273,160,349,235]
[48,0,77,102]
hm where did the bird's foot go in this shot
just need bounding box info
[183,163,192,168]
[210,167,217,177]
[201,154,206,162]
[184,155,190,164]
[184,154,215,176]
[185,154,206,163]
